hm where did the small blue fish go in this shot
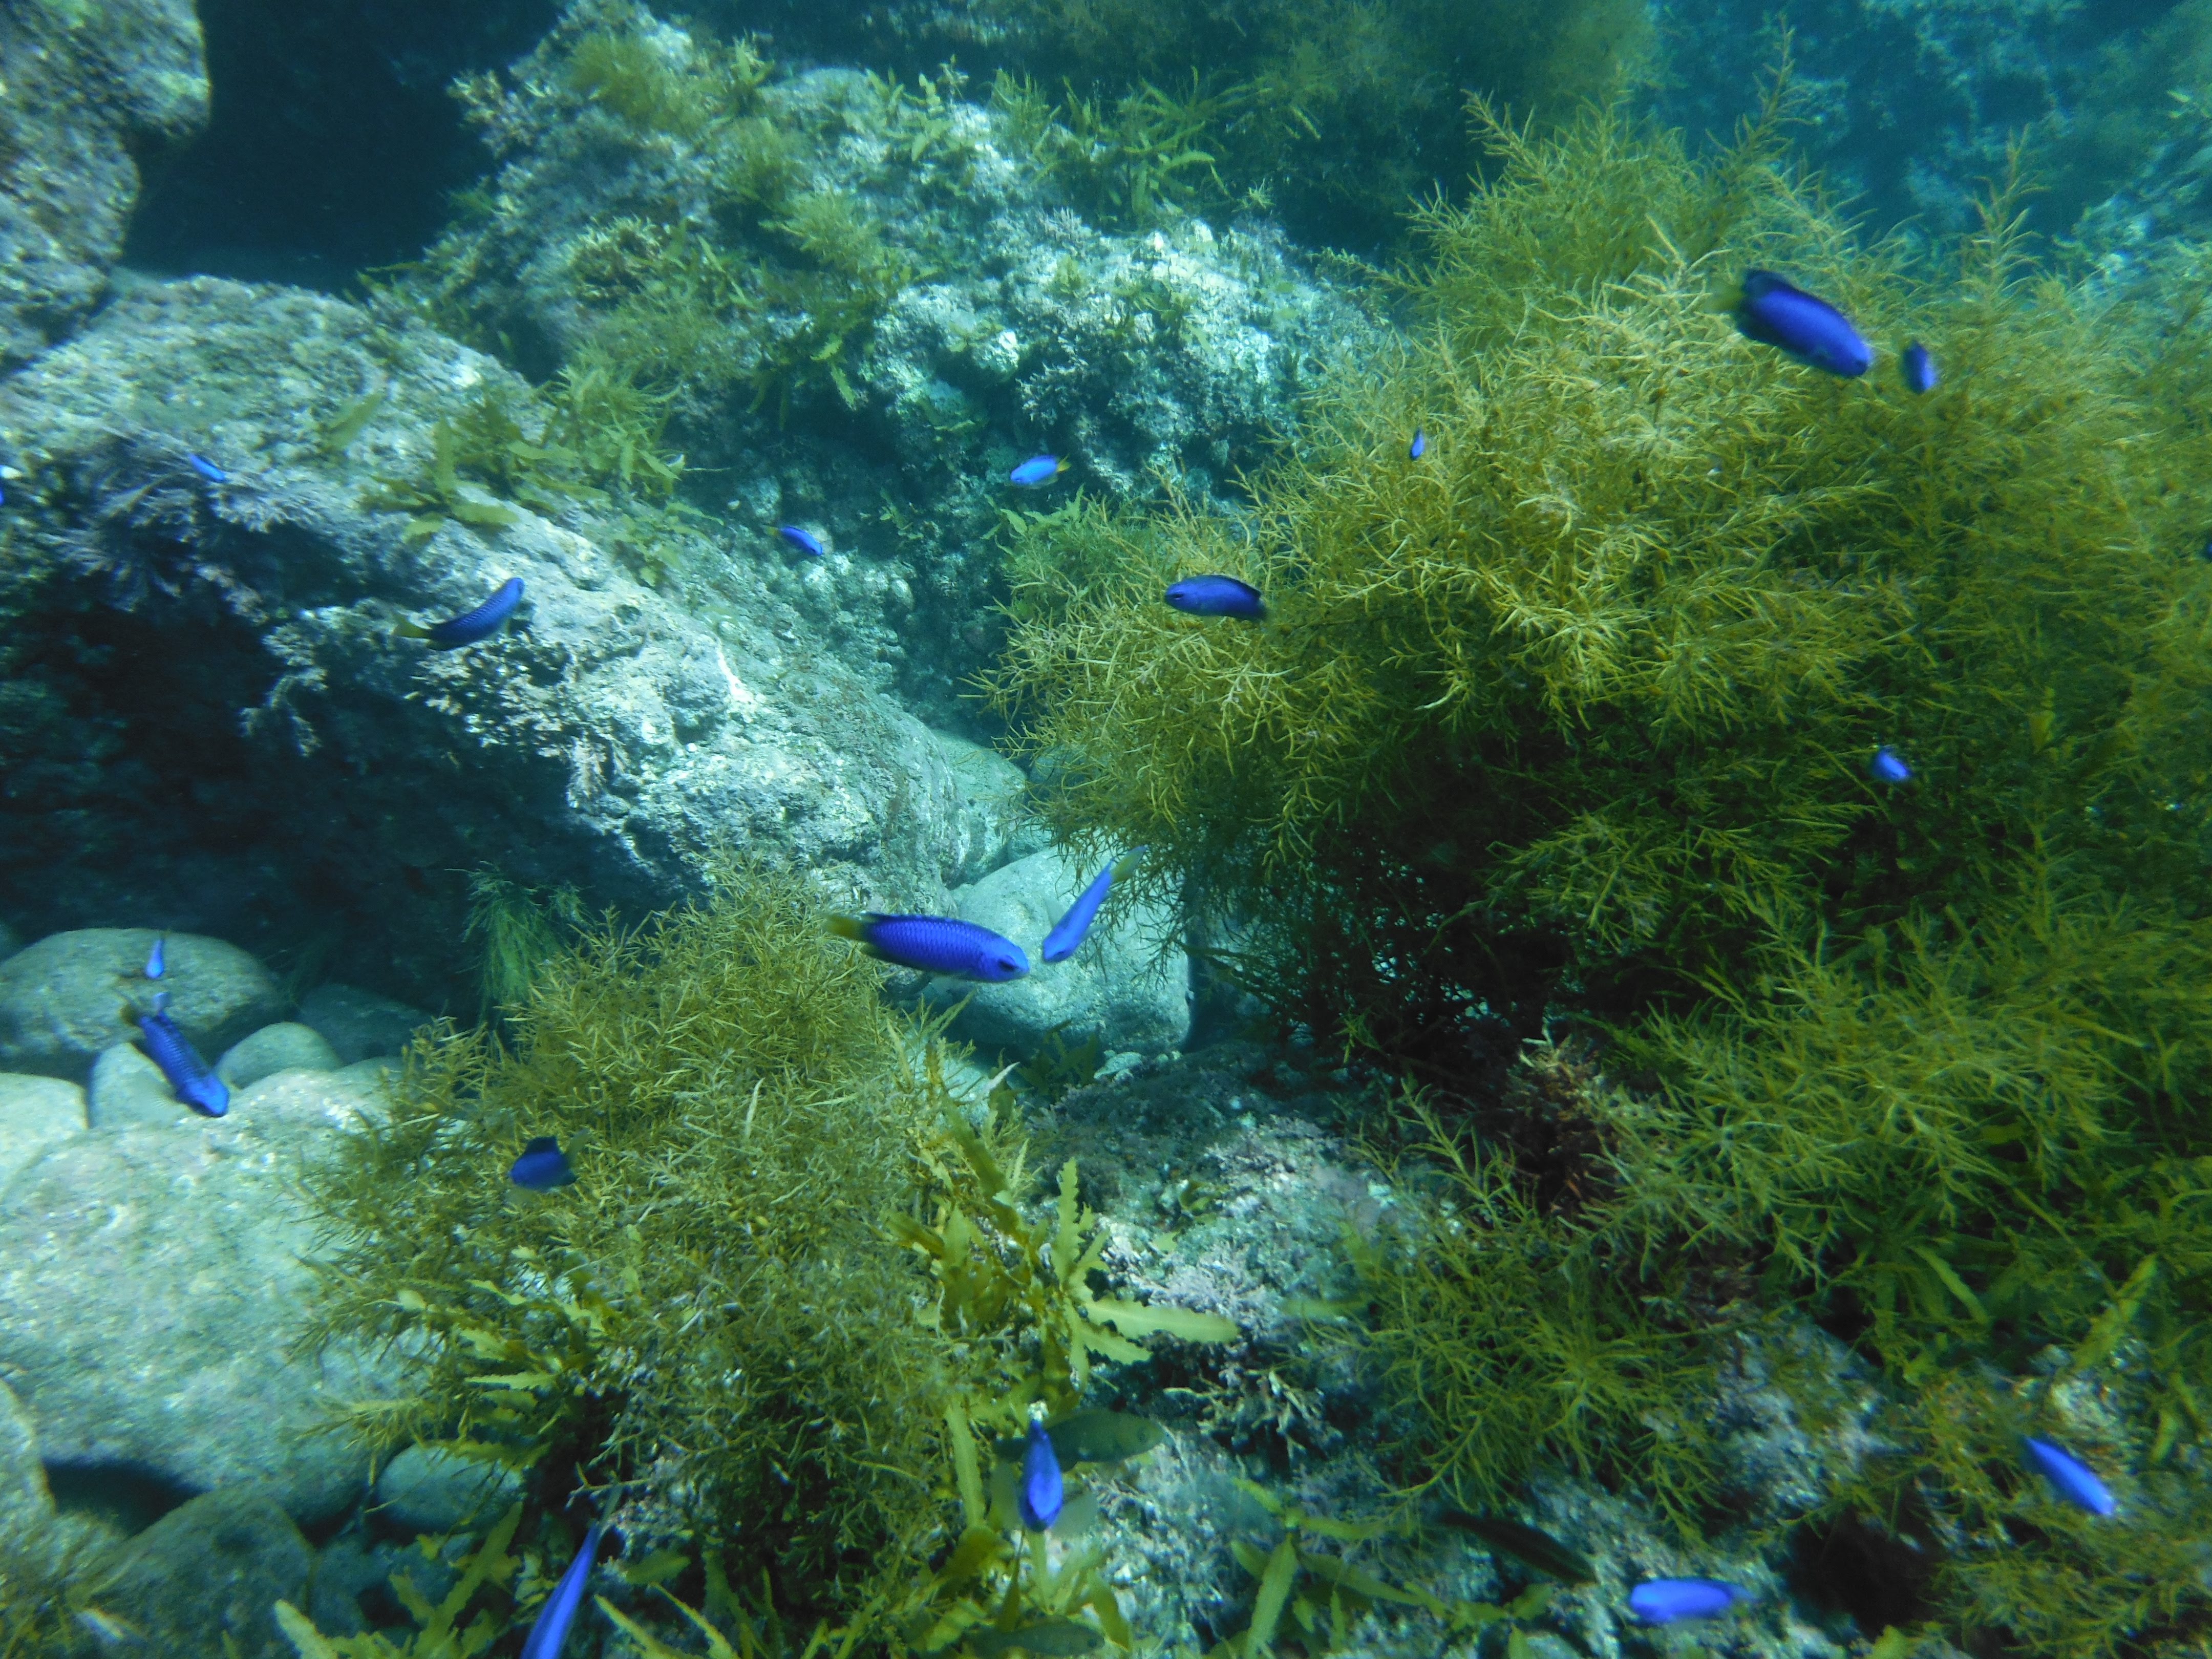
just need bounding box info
[1164,575,1265,621]
[1628,1579,1753,1625]
[185,453,229,484]
[519,1522,604,1659]
[1733,271,1874,378]
[128,993,228,1117]
[1010,455,1068,488]
[143,935,166,980]
[827,913,1030,982]
[1042,849,1145,965]
[1901,342,1939,394]
[1869,746,1912,785]
[395,577,524,649]
[778,525,826,558]
[2022,1437,2116,1517]
[510,1136,577,1191]
[1409,428,1427,460]
[1018,1416,1066,1532]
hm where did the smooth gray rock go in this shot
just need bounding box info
[372,1443,523,1538]
[0,1070,402,1525]
[0,928,283,1082]
[94,1485,311,1659]
[0,1072,86,1187]
[87,1040,193,1128]
[926,847,1189,1057]
[296,983,430,1066]
[0,0,208,370]
[217,1022,341,1090]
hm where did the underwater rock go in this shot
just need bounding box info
[87,1040,194,1129]
[371,1443,523,1539]
[92,1484,312,1659]
[0,278,1028,991]
[303,1524,384,1637]
[0,928,283,1083]
[295,983,431,1065]
[0,1073,87,1188]
[927,845,1190,1057]
[216,1021,343,1091]
[0,1069,402,1525]
[930,730,1045,884]
[402,23,1364,728]
[0,1376,53,1541]
[0,0,208,370]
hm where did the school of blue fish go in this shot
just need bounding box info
[77,269,2138,1650]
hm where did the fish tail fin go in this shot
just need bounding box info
[392,620,431,640]
[1111,848,1147,881]
[826,913,884,958]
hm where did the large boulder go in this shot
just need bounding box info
[0,928,283,1082]
[926,846,1190,1058]
[87,1040,193,1128]
[0,1072,84,1188]
[371,1443,523,1539]
[217,1021,342,1090]
[0,1068,401,1525]
[92,1485,312,1659]
[0,0,208,370]
[0,278,1037,996]
[0,1375,52,1541]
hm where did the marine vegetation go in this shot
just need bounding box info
[403,3,951,449]
[946,0,1655,248]
[986,77,2212,1655]
[298,861,1243,1650]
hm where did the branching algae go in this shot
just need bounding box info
[988,83,2212,1656]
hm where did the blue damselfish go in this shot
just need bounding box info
[1010,455,1068,487]
[1409,428,1427,459]
[1628,1579,1752,1625]
[396,577,524,649]
[2022,1437,2116,1517]
[1732,271,1873,378]
[1042,849,1145,964]
[778,525,826,557]
[1164,575,1266,621]
[1870,747,1911,784]
[185,453,229,484]
[1901,342,1939,394]
[519,1523,604,1659]
[143,935,166,980]
[828,913,1030,981]
[1018,1416,1066,1531]
[510,1136,577,1191]
[130,994,228,1117]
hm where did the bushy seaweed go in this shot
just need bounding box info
[987,81,2212,1653]
[304,861,956,1598]
[302,862,1242,1650]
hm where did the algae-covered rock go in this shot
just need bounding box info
[0,0,208,370]
[0,1072,85,1186]
[93,1485,312,1659]
[0,1069,401,1524]
[217,1021,342,1090]
[371,1443,523,1539]
[0,928,283,1081]
[0,278,1035,994]
[928,845,1189,1057]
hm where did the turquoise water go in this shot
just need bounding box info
[1,2,2207,1655]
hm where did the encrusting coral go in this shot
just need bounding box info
[986,73,2212,1656]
